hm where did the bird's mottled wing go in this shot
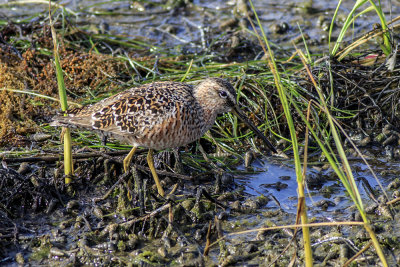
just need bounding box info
[50,91,128,129]
[90,82,194,138]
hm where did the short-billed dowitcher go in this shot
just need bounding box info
[51,78,276,197]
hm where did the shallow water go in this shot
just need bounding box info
[1,0,399,53]
[240,154,395,218]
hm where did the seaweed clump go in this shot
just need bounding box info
[0,23,128,147]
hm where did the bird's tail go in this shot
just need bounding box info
[50,115,92,130]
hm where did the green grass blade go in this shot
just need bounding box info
[49,1,73,183]
[331,0,367,56]
[296,51,388,266]
[331,0,391,57]
[248,1,313,265]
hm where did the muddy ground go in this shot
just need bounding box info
[1,1,400,266]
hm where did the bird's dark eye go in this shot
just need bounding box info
[219,91,228,98]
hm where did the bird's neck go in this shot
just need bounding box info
[193,86,220,129]
[193,85,220,113]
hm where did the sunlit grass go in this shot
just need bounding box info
[329,0,391,57]
[295,49,387,265]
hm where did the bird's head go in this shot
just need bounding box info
[195,77,277,153]
[194,77,238,114]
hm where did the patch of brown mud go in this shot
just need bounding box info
[0,50,37,147]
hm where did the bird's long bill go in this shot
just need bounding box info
[232,107,277,153]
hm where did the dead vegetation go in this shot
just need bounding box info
[0,24,131,147]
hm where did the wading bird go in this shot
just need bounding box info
[51,78,276,197]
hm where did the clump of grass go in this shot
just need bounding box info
[329,0,391,57]
[295,50,388,266]
[248,1,313,265]
[244,0,391,265]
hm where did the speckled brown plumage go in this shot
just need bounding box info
[51,77,276,196]
[51,78,238,150]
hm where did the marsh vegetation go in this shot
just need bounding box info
[1,0,400,265]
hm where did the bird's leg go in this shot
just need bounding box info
[123,146,137,173]
[100,136,108,153]
[147,149,165,197]
[101,136,108,146]
[173,148,184,174]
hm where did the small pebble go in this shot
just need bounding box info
[359,136,371,146]
[30,133,52,142]
[219,18,237,30]
[244,243,258,253]
[230,200,241,210]
[93,207,104,219]
[313,200,335,210]
[217,211,229,220]
[279,176,291,181]
[17,162,30,175]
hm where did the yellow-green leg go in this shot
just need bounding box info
[123,146,137,173]
[147,149,165,197]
